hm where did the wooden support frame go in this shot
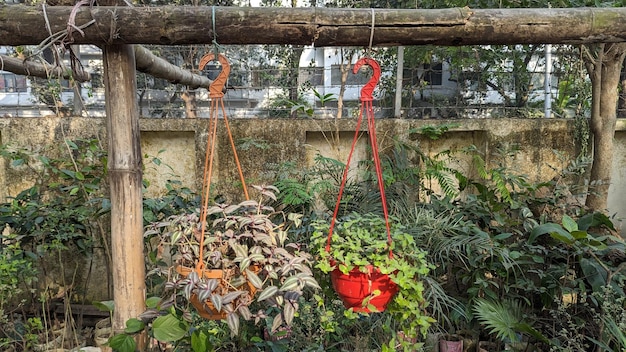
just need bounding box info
[102,43,146,341]
[1,6,626,46]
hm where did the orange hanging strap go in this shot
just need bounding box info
[196,53,250,272]
[325,57,393,258]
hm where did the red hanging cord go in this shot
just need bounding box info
[325,57,393,258]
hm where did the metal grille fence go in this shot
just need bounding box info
[0,44,598,119]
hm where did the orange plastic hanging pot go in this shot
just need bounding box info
[176,52,252,320]
[325,57,398,313]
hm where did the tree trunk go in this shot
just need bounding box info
[181,90,197,118]
[584,43,626,212]
[134,46,211,89]
[3,6,626,46]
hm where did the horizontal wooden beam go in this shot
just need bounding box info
[1,5,626,46]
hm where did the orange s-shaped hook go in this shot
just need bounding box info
[198,53,230,99]
[352,57,381,102]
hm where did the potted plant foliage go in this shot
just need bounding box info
[144,185,320,336]
[311,212,434,341]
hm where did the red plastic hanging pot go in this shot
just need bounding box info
[330,264,398,313]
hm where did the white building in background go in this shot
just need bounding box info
[0,45,106,117]
[0,44,558,118]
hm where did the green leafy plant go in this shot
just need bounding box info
[311,213,433,347]
[0,138,110,255]
[143,185,319,337]
[473,298,549,349]
[312,89,338,107]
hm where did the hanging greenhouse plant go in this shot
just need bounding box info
[142,53,318,336]
[146,185,320,335]
[311,57,434,342]
[312,213,430,312]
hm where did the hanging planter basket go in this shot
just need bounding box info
[330,264,398,313]
[176,265,259,320]
[323,57,398,313]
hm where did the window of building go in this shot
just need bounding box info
[423,62,443,86]
[330,64,371,86]
[90,72,103,89]
[251,68,292,88]
[403,62,444,87]
[0,74,28,92]
[299,67,324,86]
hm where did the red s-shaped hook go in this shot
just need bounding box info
[352,57,381,102]
[198,53,230,99]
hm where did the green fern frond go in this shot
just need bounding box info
[491,171,512,203]
[472,154,488,180]
[434,172,460,199]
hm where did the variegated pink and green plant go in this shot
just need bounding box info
[144,185,319,336]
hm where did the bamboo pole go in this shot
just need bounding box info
[102,42,146,341]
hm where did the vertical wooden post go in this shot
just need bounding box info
[102,44,146,334]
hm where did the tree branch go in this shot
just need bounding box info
[0,46,212,88]
[0,54,90,81]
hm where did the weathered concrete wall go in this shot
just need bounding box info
[1,116,625,301]
[0,116,598,213]
[0,117,614,221]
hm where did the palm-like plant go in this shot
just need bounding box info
[473,298,549,349]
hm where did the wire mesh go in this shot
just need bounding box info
[0,44,605,119]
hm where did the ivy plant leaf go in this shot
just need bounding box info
[239,257,251,272]
[248,253,265,263]
[231,242,248,258]
[197,286,211,302]
[152,314,188,342]
[303,276,321,289]
[288,212,303,227]
[124,318,145,334]
[171,231,182,244]
[183,282,194,300]
[107,333,136,352]
[223,205,240,214]
[206,278,219,292]
[238,200,258,207]
[270,313,283,333]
